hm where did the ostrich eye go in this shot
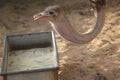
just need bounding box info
[49,11,54,15]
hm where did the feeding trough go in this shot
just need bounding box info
[1,31,59,80]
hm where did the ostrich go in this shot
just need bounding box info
[33,0,105,44]
[33,0,106,80]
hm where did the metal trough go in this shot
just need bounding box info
[1,31,59,80]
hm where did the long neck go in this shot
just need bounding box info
[51,4,105,44]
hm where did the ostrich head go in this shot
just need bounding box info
[33,5,61,21]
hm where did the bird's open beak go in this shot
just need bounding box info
[33,12,47,20]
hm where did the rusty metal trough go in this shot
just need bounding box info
[1,31,59,80]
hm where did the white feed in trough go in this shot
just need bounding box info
[7,47,56,72]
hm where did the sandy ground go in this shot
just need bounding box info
[0,0,120,80]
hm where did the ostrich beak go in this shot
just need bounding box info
[33,12,47,20]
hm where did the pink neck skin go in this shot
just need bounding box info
[50,7,105,44]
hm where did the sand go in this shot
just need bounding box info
[0,0,120,80]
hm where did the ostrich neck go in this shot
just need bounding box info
[51,7,105,44]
